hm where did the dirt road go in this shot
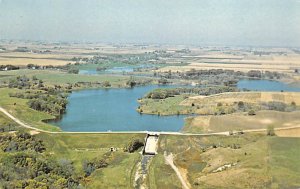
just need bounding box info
[164,152,190,189]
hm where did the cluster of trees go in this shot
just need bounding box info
[7,76,71,116]
[0,65,19,71]
[124,138,144,153]
[67,68,79,74]
[8,75,44,89]
[126,77,152,88]
[27,94,68,116]
[260,101,298,112]
[9,91,43,99]
[27,64,41,69]
[0,132,45,153]
[9,91,68,116]
[0,130,80,188]
[155,69,285,86]
[145,86,238,99]
[0,153,79,189]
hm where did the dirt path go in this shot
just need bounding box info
[0,107,49,132]
[164,152,191,189]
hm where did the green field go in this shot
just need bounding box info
[138,95,195,115]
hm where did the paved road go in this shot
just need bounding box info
[1,106,300,135]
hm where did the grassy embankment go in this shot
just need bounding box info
[152,134,300,188]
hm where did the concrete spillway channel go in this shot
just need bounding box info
[134,133,159,189]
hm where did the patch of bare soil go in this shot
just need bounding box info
[275,127,300,137]
[29,130,40,135]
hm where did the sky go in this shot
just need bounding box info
[0,0,300,47]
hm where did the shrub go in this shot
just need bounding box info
[67,68,79,74]
[267,125,275,136]
[248,109,256,116]
[102,81,111,87]
[124,139,144,153]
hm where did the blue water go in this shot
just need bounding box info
[237,79,300,92]
[50,85,185,132]
[50,79,300,132]
[79,64,155,75]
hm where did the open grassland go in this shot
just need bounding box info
[181,92,300,108]
[140,91,300,118]
[184,110,300,133]
[157,134,300,188]
[87,152,140,188]
[138,95,195,115]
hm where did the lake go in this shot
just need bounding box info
[50,79,300,132]
[79,64,155,75]
[237,79,300,92]
[49,85,186,132]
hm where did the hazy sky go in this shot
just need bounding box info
[0,0,300,46]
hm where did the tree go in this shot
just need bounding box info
[248,109,256,116]
[102,81,111,87]
[67,68,79,74]
[267,125,275,136]
[124,139,144,153]
[238,101,244,109]
[126,77,137,88]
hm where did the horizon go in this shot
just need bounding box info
[0,0,300,47]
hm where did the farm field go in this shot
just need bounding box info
[183,110,300,133]
[159,50,300,74]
